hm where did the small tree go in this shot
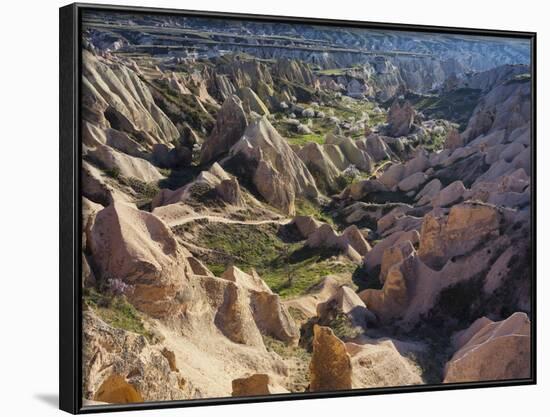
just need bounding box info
[282,246,294,288]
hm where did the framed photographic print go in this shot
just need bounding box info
[59,2,536,414]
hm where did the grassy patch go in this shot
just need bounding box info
[504,73,531,85]
[263,257,356,298]
[263,335,311,392]
[83,288,155,342]
[286,133,325,146]
[423,129,447,152]
[409,88,481,129]
[192,221,355,298]
[294,198,335,226]
[316,68,350,76]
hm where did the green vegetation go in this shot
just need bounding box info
[116,176,160,208]
[410,88,481,129]
[326,312,363,340]
[285,133,325,146]
[262,335,311,392]
[300,311,362,352]
[104,167,121,179]
[99,166,161,208]
[83,288,155,342]
[262,256,356,298]
[423,128,447,152]
[316,68,349,76]
[192,221,355,297]
[504,73,531,85]
[143,77,215,132]
[294,198,335,226]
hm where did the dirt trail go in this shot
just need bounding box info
[165,214,292,227]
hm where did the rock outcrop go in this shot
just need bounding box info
[225,116,319,214]
[444,312,531,383]
[306,223,370,261]
[317,286,371,328]
[88,201,192,318]
[387,101,415,137]
[347,339,423,388]
[83,310,193,403]
[82,51,179,147]
[200,95,248,164]
[231,374,287,396]
[418,203,500,269]
[309,325,352,391]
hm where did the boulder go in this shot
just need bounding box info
[222,266,299,345]
[200,95,248,164]
[306,224,340,250]
[309,325,352,391]
[450,317,493,351]
[222,265,271,293]
[250,291,300,345]
[306,224,369,261]
[360,252,415,323]
[325,134,373,172]
[403,152,430,177]
[151,163,233,208]
[341,225,372,256]
[444,313,531,383]
[283,276,342,319]
[348,179,388,201]
[214,280,265,346]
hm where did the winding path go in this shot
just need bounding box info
[164,214,292,228]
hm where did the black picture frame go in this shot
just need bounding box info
[59,3,537,414]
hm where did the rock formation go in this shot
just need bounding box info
[309,325,352,391]
[444,313,531,383]
[225,116,319,214]
[79,18,533,403]
[387,101,415,137]
[88,201,192,318]
[200,95,248,164]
